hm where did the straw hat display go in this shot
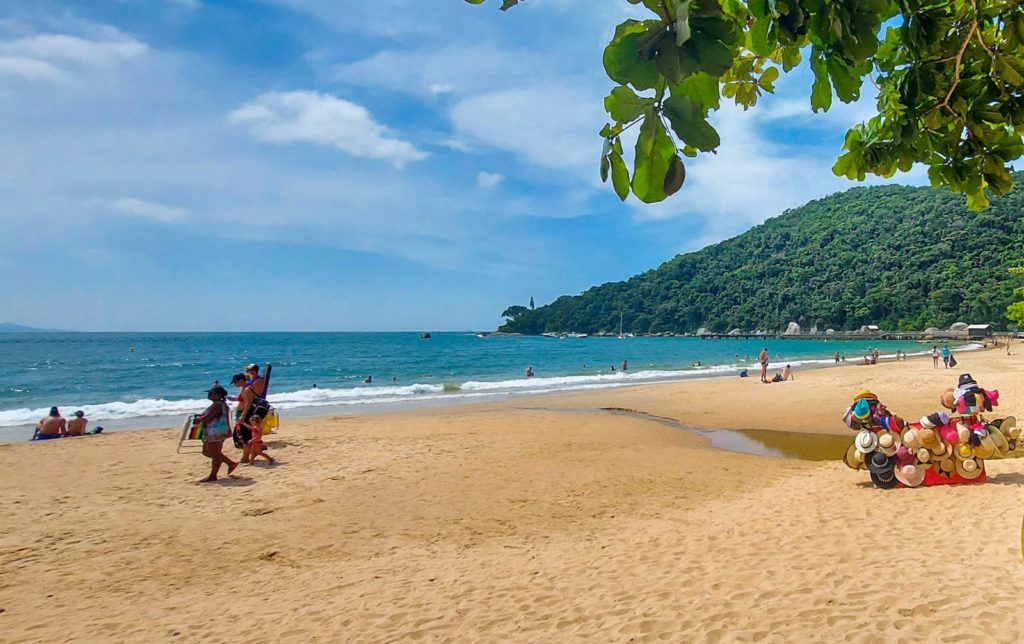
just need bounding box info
[841,382,1015,489]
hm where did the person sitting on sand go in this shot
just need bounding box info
[782,365,794,381]
[67,410,88,436]
[32,406,66,440]
[194,386,238,483]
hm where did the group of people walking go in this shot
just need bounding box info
[195,363,275,483]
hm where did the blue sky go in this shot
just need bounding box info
[0,0,924,331]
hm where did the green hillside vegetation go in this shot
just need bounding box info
[501,177,1024,335]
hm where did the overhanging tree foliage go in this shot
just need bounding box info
[466,0,1024,209]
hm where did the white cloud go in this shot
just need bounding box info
[1,33,146,64]
[229,90,427,168]
[428,83,454,95]
[166,0,200,8]
[0,55,64,81]
[477,171,503,189]
[450,86,604,176]
[113,197,186,222]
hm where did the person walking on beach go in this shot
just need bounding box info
[67,410,88,436]
[232,373,266,464]
[834,351,840,364]
[195,386,238,483]
[942,345,951,368]
[32,407,66,440]
[931,346,939,368]
[758,348,769,383]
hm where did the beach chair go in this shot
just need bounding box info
[177,414,206,454]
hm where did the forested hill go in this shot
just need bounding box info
[500,177,1024,335]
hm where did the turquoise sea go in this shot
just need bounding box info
[0,332,950,442]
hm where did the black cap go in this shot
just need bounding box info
[958,373,977,388]
[207,385,228,399]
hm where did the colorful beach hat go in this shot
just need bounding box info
[855,430,878,454]
[854,389,878,402]
[955,457,983,480]
[894,463,927,488]
[955,442,975,461]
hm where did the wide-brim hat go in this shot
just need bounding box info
[930,441,950,459]
[867,451,895,475]
[894,464,927,488]
[987,425,1010,452]
[877,430,901,456]
[895,445,915,466]
[956,423,971,444]
[955,442,975,461]
[916,448,932,464]
[854,389,878,402]
[994,416,1018,440]
[843,443,865,471]
[871,471,898,489]
[955,457,983,480]
[940,388,956,410]
[902,428,921,450]
[973,434,997,460]
[918,427,940,448]
[855,430,878,454]
[939,457,955,474]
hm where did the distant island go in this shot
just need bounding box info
[0,322,62,333]
[500,176,1024,336]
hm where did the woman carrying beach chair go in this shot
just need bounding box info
[193,385,239,482]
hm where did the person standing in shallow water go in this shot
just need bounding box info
[758,348,769,383]
[195,386,238,483]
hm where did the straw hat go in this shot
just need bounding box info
[902,428,921,450]
[956,423,970,444]
[916,448,932,463]
[855,430,878,454]
[995,415,1017,435]
[930,441,949,459]
[854,389,878,402]
[939,457,955,474]
[843,443,865,471]
[987,426,1010,452]
[973,434,997,460]
[955,458,983,480]
[955,442,975,461]
[894,464,927,488]
[877,430,901,457]
[918,427,939,448]
[940,388,957,410]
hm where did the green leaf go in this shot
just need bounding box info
[610,152,630,201]
[663,94,721,151]
[604,86,655,123]
[603,22,662,90]
[632,110,676,203]
[810,53,832,112]
[758,65,780,92]
[690,33,734,76]
[663,154,686,195]
[675,71,721,110]
[750,18,774,56]
[600,155,610,182]
[674,0,692,46]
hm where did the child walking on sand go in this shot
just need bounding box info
[240,415,275,466]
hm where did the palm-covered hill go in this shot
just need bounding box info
[501,176,1024,335]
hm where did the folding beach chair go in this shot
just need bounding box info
[177,414,206,454]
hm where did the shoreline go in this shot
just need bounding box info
[0,341,984,444]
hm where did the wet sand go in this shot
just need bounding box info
[2,342,1024,642]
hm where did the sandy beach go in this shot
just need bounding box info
[3,344,1024,642]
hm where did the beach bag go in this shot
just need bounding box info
[948,355,958,367]
[261,409,279,436]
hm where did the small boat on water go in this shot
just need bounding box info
[566,332,588,338]
[420,332,432,339]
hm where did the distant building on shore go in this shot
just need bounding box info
[967,324,993,338]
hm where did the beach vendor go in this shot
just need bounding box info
[194,385,238,483]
